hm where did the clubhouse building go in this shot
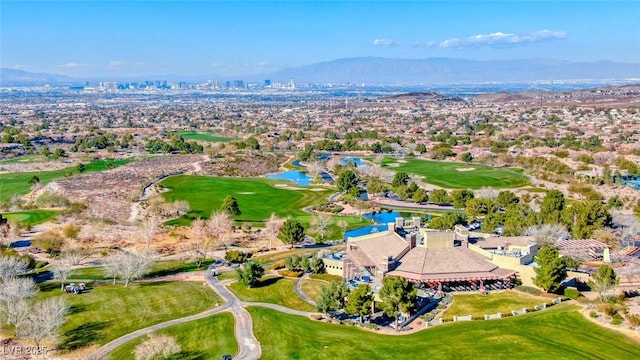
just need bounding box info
[338,221,537,291]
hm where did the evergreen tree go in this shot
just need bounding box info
[221,196,241,216]
[345,284,373,323]
[379,276,417,330]
[533,246,567,293]
[278,219,305,248]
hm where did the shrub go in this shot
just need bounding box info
[605,305,618,317]
[278,269,303,278]
[225,249,252,264]
[589,310,598,318]
[564,287,580,300]
[35,191,70,208]
[269,259,286,270]
[626,313,640,327]
[421,313,435,322]
[63,224,80,239]
[611,313,623,326]
[31,232,65,256]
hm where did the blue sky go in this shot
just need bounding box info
[2,1,638,77]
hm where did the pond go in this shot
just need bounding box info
[344,224,389,239]
[266,170,313,186]
[340,157,363,167]
[362,211,402,224]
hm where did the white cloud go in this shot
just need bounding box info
[439,29,566,48]
[411,41,437,49]
[108,60,126,68]
[373,38,397,47]
[56,62,88,69]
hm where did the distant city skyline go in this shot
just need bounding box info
[2,1,639,77]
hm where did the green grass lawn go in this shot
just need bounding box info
[0,158,132,203]
[227,275,315,312]
[172,131,237,143]
[35,281,221,351]
[253,249,317,265]
[300,278,327,303]
[217,271,237,281]
[0,155,47,164]
[248,304,640,360]
[385,158,529,189]
[3,209,58,226]
[442,291,551,319]
[160,175,371,239]
[309,274,342,282]
[160,175,331,225]
[108,313,237,360]
[69,259,214,280]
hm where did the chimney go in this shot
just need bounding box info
[387,222,396,234]
[406,233,417,249]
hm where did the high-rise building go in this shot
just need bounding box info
[233,80,244,89]
[264,79,271,86]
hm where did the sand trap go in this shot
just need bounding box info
[274,184,288,187]
[396,159,407,163]
[282,186,304,191]
[387,163,400,167]
[236,192,256,195]
[456,167,475,172]
[309,188,326,192]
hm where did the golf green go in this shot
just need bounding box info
[160,175,330,224]
[387,158,529,189]
[172,131,236,142]
[3,209,58,226]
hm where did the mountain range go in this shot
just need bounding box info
[2,57,640,86]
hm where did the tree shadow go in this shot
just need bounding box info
[38,281,60,292]
[67,304,87,315]
[59,321,109,351]
[254,276,282,288]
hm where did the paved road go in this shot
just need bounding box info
[90,301,231,359]
[91,268,324,359]
[205,272,262,360]
[294,273,317,306]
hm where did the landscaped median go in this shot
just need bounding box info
[439,291,555,321]
[227,275,315,312]
[248,304,640,360]
[35,281,222,352]
[108,312,237,360]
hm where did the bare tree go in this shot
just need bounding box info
[51,253,80,291]
[138,216,160,250]
[475,187,499,200]
[0,255,30,281]
[103,249,155,287]
[180,218,217,268]
[18,297,68,349]
[311,213,333,242]
[263,213,283,249]
[0,277,38,326]
[612,210,640,247]
[134,334,181,360]
[524,223,570,245]
[207,211,233,248]
[337,219,349,240]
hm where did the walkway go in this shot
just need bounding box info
[92,271,263,360]
[89,302,231,359]
[294,273,317,306]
